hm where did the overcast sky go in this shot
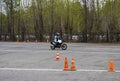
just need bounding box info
[0,0,6,14]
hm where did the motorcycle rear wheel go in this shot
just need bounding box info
[50,45,55,50]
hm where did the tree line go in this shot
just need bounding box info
[0,0,120,42]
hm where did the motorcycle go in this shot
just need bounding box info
[50,40,67,50]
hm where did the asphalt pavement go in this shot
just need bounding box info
[0,42,120,81]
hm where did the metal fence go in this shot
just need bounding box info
[0,33,120,42]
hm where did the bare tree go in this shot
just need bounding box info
[4,0,15,41]
[82,0,88,42]
[49,0,54,41]
[37,0,44,41]
[0,0,3,40]
[64,0,70,42]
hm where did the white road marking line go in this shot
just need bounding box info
[77,69,107,72]
[0,68,62,71]
[0,68,120,72]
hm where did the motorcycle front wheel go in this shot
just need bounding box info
[61,43,67,50]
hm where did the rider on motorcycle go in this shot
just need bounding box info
[51,33,67,50]
[54,33,61,45]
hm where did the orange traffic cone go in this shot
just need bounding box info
[47,39,49,43]
[70,58,76,71]
[35,40,38,43]
[63,57,69,71]
[108,58,115,72]
[16,39,19,43]
[27,40,29,42]
[56,52,60,61]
